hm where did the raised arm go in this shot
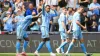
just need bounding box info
[42,3,45,15]
[32,11,42,18]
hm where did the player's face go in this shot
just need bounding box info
[93,0,97,4]
[80,8,84,13]
[63,9,67,14]
[46,6,50,12]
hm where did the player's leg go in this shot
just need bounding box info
[56,32,70,54]
[20,31,28,56]
[34,38,45,53]
[65,39,76,54]
[16,27,23,56]
[65,30,78,55]
[61,39,65,53]
[34,27,46,56]
[56,32,65,53]
[16,39,21,56]
[45,38,56,56]
[79,33,92,56]
[22,32,29,53]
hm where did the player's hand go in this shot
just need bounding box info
[66,31,69,34]
[8,15,11,18]
[43,0,46,4]
[67,30,71,34]
[83,27,86,30]
[11,14,14,18]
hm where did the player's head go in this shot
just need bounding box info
[77,6,84,13]
[62,7,67,14]
[93,0,97,4]
[45,5,50,13]
[68,7,73,12]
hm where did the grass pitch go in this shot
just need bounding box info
[0,53,99,56]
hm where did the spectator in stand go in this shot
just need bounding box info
[10,0,16,11]
[89,0,100,16]
[58,0,67,8]
[0,0,12,20]
[0,1,2,16]
[1,7,13,21]
[14,0,24,13]
[44,0,58,6]
[37,0,43,13]
[79,0,90,7]
[90,14,98,32]
[67,0,80,9]
[25,3,37,16]
[3,11,14,32]
[2,0,12,12]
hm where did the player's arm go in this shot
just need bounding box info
[42,1,45,15]
[32,11,42,19]
[62,21,67,31]
[68,23,72,33]
[76,20,86,30]
[51,10,58,17]
[50,6,58,17]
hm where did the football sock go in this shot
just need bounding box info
[36,42,45,52]
[22,41,28,52]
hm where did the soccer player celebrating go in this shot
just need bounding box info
[56,7,70,54]
[16,12,42,56]
[34,1,58,56]
[65,6,92,56]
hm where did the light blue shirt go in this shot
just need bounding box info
[18,15,33,30]
[41,4,58,29]
[72,12,81,31]
[15,15,24,27]
[58,13,67,32]
[89,3,100,15]
[68,15,73,21]
[3,17,13,31]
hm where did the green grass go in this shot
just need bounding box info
[0,53,99,56]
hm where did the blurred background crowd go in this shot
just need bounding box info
[0,0,100,33]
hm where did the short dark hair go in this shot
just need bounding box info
[45,5,50,8]
[79,6,84,9]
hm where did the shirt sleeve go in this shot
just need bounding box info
[42,4,45,15]
[50,10,58,17]
[60,15,65,22]
[76,15,80,21]
[25,15,33,20]
[89,3,93,9]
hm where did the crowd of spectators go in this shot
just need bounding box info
[0,0,100,33]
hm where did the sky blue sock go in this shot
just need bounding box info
[59,42,68,48]
[36,42,45,52]
[61,46,64,53]
[80,43,87,54]
[67,42,74,53]
[16,41,20,53]
[22,41,28,52]
[46,41,52,53]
